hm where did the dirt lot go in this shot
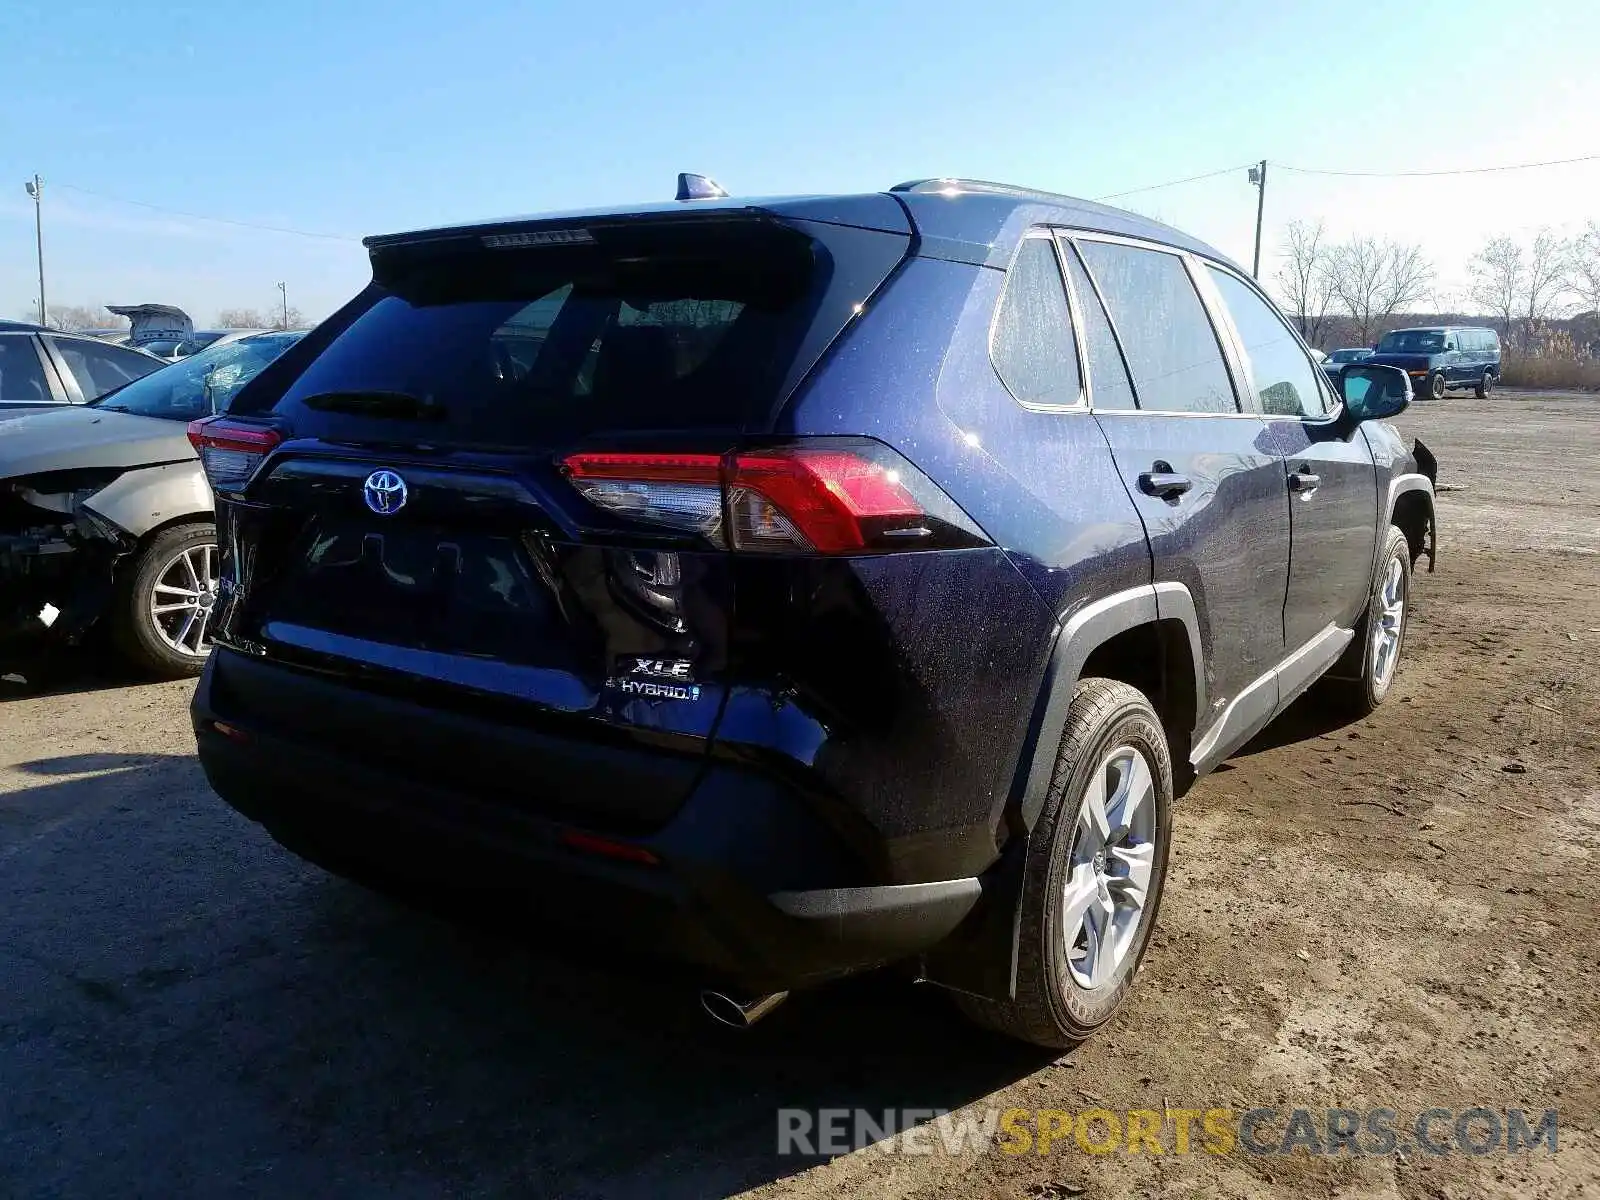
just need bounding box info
[2,392,1597,1199]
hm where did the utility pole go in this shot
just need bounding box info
[277,281,287,330]
[1248,160,1267,280]
[24,175,45,325]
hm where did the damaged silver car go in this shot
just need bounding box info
[1,330,304,677]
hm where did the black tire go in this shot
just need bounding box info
[1475,370,1494,399]
[955,679,1174,1048]
[113,522,218,679]
[1319,525,1411,716]
[1428,371,1447,401]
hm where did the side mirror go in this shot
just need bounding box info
[1340,363,1411,422]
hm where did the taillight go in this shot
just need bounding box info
[187,417,283,492]
[561,440,988,554]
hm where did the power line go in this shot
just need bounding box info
[54,182,360,242]
[1094,163,1255,201]
[1276,151,1600,179]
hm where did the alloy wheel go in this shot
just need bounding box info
[149,542,220,658]
[1371,553,1406,688]
[1062,745,1158,990]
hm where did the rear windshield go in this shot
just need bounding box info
[264,219,897,445]
[1376,330,1445,353]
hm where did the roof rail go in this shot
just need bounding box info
[890,178,1092,205]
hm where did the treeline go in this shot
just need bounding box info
[20,303,304,333]
[1278,221,1600,362]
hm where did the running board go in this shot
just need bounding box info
[1190,623,1354,774]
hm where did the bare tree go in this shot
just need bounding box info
[1467,237,1523,340]
[216,307,270,328]
[1327,238,1435,346]
[1274,220,1336,346]
[220,303,305,330]
[1571,221,1600,320]
[1523,229,1571,342]
[45,304,109,332]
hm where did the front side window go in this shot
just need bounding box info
[990,236,1082,409]
[47,337,164,400]
[1206,267,1328,418]
[1075,240,1237,415]
[0,337,52,404]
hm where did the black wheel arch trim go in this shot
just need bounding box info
[920,582,1203,1002]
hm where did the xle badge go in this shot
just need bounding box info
[607,657,701,702]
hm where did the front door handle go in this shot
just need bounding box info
[1138,466,1192,500]
[1289,468,1321,494]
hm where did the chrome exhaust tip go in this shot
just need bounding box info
[699,989,789,1029]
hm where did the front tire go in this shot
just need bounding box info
[1428,371,1447,401]
[955,679,1173,1048]
[114,523,219,679]
[1320,525,1411,716]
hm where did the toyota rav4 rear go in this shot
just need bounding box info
[191,193,1055,1013]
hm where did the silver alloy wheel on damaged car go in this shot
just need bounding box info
[1429,372,1446,400]
[115,523,221,679]
[1370,552,1406,689]
[150,541,219,656]
[1063,745,1157,990]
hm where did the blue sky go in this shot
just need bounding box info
[2,0,1596,324]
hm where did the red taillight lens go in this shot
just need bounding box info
[560,829,660,865]
[187,417,283,492]
[561,441,987,554]
[726,448,921,553]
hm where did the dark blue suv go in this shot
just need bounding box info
[189,178,1437,1047]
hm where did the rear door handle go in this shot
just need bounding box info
[1289,468,1321,494]
[1138,468,1192,500]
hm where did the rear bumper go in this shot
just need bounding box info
[191,650,983,992]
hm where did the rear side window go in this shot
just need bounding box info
[47,337,162,400]
[1075,240,1238,415]
[990,237,1082,409]
[0,337,51,404]
[262,219,903,445]
[1059,240,1137,411]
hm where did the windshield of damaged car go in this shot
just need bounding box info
[90,332,304,420]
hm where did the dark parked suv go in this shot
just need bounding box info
[189,178,1436,1047]
[1368,325,1501,400]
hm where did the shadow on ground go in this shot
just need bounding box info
[0,753,1047,1199]
[0,642,156,702]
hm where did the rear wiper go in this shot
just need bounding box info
[299,390,447,421]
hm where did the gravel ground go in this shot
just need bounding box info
[1,393,1596,1199]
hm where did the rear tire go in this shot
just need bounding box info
[1475,370,1494,399]
[1428,371,1447,401]
[955,679,1173,1048]
[113,523,219,679]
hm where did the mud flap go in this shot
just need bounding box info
[918,835,1027,1001]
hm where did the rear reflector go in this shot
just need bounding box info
[187,417,283,492]
[561,440,988,554]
